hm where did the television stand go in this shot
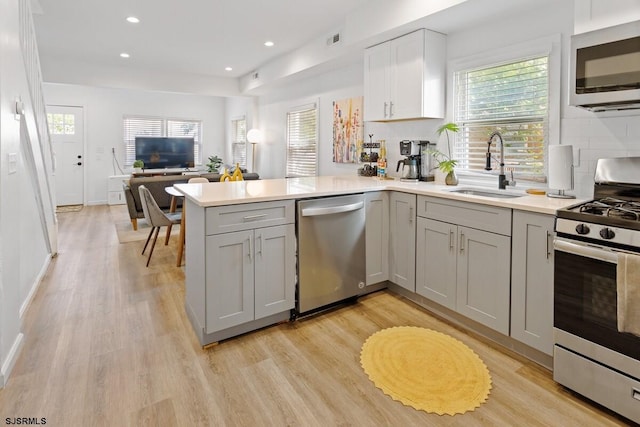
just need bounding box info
[132,168,201,177]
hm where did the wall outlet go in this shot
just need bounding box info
[7,153,17,174]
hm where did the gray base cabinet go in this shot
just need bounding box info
[416,217,456,310]
[205,223,295,335]
[416,196,511,334]
[456,226,511,334]
[365,191,389,286]
[511,211,554,355]
[389,192,416,291]
[185,200,295,344]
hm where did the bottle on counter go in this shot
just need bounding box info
[377,140,387,179]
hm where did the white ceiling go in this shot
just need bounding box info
[32,0,371,80]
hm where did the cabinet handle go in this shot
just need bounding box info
[409,206,413,223]
[459,232,465,254]
[546,230,552,259]
[248,237,253,262]
[243,214,267,221]
[257,234,263,256]
[449,230,454,250]
[389,101,394,117]
[384,102,388,118]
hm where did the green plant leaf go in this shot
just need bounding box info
[436,122,459,135]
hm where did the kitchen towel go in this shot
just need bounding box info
[617,252,640,337]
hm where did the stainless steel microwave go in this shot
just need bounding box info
[570,20,640,111]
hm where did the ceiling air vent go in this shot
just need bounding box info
[326,33,341,46]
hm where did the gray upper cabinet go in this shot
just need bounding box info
[389,192,416,291]
[511,211,555,355]
[363,29,445,121]
[365,191,389,286]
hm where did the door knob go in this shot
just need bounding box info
[77,155,82,159]
[77,162,82,166]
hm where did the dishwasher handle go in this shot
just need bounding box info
[301,201,364,217]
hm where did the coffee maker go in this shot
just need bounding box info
[419,141,436,181]
[397,140,421,181]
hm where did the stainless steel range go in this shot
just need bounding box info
[553,157,640,423]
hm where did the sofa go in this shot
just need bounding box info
[123,172,260,230]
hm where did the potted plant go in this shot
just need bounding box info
[206,155,223,173]
[132,159,144,173]
[433,122,459,185]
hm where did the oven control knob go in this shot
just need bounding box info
[599,228,615,239]
[575,224,590,235]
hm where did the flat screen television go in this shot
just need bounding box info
[134,136,195,169]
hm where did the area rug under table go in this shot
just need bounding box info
[360,326,492,416]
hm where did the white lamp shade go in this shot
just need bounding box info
[247,128,262,143]
[548,145,574,191]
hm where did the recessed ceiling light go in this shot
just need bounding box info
[264,41,274,47]
[225,67,233,71]
[120,53,130,58]
[126,16,140,23]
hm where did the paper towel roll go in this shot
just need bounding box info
[548,145,573,191]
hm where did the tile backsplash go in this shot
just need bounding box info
[561,113,640,199]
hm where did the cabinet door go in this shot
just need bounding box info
[416,218,457,309]
[254,224,296,319]
[364,42,390,121]
[511,211,555,355]
[365,192,389,286]
[389,29,425,120]
[456,226,511,334]
[205,230,254,333]
[389,192,416,291]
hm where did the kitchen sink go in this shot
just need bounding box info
[447,188,525,199]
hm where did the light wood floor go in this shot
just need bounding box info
[0,205,633,426]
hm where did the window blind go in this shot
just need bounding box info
[231,118,247,168]
[286,104,317,177]
[123,116,202,165]
[453,56,549,181]
[124,117,163,165]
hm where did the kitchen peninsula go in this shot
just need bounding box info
[176,176,582,365]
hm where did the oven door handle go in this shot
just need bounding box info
[554,238,618,264]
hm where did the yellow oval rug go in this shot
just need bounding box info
[360,326,492,415]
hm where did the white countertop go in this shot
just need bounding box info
[174,176,584,215]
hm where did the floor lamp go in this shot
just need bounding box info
[247,129,262,173]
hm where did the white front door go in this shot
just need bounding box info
[48,105,84,206]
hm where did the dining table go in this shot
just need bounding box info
[165,186,185,267]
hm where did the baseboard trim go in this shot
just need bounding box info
[1,333,24,388]
[20,254,52,319]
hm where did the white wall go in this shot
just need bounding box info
[1,0,51,387]
[43,84,227,204]
[224,96,256,169]
[255,0,640,198]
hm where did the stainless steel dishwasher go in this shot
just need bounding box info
[296,194,366,314]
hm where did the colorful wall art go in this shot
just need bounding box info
[332,97,363,163]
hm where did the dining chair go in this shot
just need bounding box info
[188,177,209,184]
[139,185,182,267]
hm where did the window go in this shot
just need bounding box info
[453,56,549,182]
[231,118,247,168]
[47,113,75,135]
[286,103,317,177]
[123,116,202,166]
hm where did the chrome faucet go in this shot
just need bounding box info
[485,131,515,190]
